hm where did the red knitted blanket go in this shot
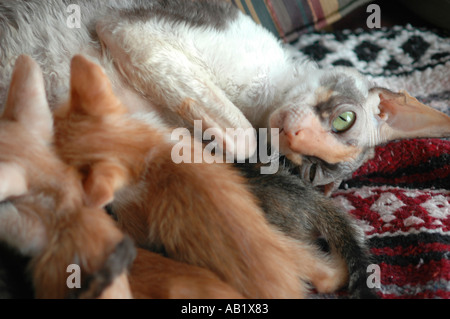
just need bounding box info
[333,139,449,298]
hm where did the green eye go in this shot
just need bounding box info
[332,111,356,133]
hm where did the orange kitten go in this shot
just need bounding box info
[129,248,244,299]
[54,55,348,298]
[0,55,133,299]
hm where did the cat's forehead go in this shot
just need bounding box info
[321,69,368,99]
[312,68,369,113]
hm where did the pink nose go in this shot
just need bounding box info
[280,111,360,164]
[286,129,302,137]
[275,111,304,138]
[285,129,303,147]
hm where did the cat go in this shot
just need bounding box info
[53,54,360,299]
[96,1,450,191]
[129,247,244,299]
[0,55,135,299]
[1,0,448,194]
[236,156,376,298]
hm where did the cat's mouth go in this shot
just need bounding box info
[299,159,342,196]
[318,182,339,196]
[309,163,317,182]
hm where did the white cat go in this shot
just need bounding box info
[0,0,448,193]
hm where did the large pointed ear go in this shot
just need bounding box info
[82,161,127,208]
[2,55,53,142]
[69,55,126,117]
[371,88,450,144]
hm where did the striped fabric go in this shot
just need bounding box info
[228,0,371,42]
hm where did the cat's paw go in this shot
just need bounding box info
[0,202,46,256]
[310,257,348,294]
[83,179,115,208]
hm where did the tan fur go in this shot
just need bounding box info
[129,248,244,299]
[297,247,349,293]
[54,55,350,298]
[314,86,334,106]
[99,273,133,299]
[0,55,131,298]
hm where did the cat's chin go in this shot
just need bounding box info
[285,152,304,165]
[318,181,341,197]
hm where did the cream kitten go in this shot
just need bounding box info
[0,55,134,299]
[129,247,244,299]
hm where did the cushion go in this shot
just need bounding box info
[398,0,450,31]
[229,0,372,42]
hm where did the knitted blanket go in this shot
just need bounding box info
[293,25,450,299]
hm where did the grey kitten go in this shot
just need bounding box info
[236,158,377,298]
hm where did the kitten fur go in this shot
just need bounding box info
[129,247,244,299]
[54,54,352,299]
[0,55,134,299]
[237,158,377,298]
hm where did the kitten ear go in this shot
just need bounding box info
[371,88,450,144]
[83,162,127,208]
[69,55,126,117]
[0,162,28,201]
[2,55,53,141]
